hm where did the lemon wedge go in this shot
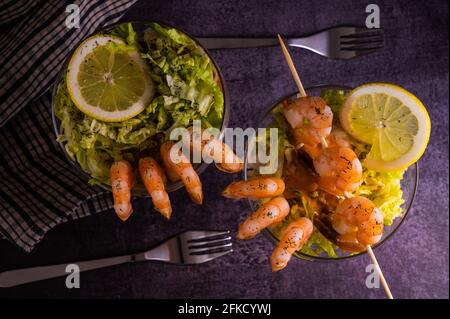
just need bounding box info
[66,35,154,122]
[340,83,431,171]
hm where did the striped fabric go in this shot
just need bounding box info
[0,0,137,251]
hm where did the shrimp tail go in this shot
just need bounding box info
[160,141,203,205]
[270,217,313,272]
[139,157,172,220]
[222,177,285,200]
[237,196,290,240]
[110,160,134,222]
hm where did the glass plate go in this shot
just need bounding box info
[51,21,230,196]
[244,85,418,261]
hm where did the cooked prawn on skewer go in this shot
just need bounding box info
[282,96,333,149]
[313,146,363,196]
[237,196,290,240]
[303,127,353,159]
[110,160,134,221]
[139,157,172,219]
[160,141,203,204]
[222,176,285,200]
[188,128,244,173]
[331,196,384,248]
[270,217,313,272]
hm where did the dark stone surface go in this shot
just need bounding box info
[0,0,448,298]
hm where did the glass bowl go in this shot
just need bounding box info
[244,85,418,261]
[51,21,229,196]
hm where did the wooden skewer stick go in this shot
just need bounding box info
[366,245,394,299]
[278,34,328,148]
[277,34,307,97]
[344,188,394,299]
[344,188,393,299]
[277,33,393,300]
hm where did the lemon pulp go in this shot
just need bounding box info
[66,35,154,122]
[340,83,430,171]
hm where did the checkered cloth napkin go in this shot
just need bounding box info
[0,0,137,251]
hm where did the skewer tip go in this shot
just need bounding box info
[276,33,307,97]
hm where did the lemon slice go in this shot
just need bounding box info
[66,35,154,122]
[340,83,431,171]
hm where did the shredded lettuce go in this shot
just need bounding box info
[111,22,138,48]
[55,23,223,184]
[353,169,405,226]
[142,22,224,128]
[55,81,160,184]
[320,88,347,122]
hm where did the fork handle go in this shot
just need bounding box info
[197,37,279,49]
[0,255,134,288]
[197,37,323,54]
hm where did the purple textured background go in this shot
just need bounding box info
[0,0,448,299]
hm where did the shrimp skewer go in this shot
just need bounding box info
[278,34,333,149]
[273,36,393,298]
[278,35,359,197]
[160,141,203,204]
[237,196,290,240]
[139,157,172,219]
[110,160,134,221]
[270,217,313,272]
[222,176,285,200]
[330,196,393,298]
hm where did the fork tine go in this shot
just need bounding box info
[340,37,383,45]
[188,236,232,248]
[340,28,383,39]
[185,230,230,242]
[193,249,233,263]
[190,242,233,254]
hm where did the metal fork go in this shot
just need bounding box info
[0,230,232,288]
[198,26,384,59]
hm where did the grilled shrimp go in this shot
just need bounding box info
[331,196,384,246]
[282,96,333,148]
[237,196,290,240]
[110,160,134,221]
[313,146,362,196]
[303,127,352,159]
[270,217,313,272]
[160,141,203,204]
[189,128,244,173]
[139,157,172,219]
[222,176,285,200]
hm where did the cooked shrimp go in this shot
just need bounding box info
[331,196,384,246]
[165,169,180,183]
[110,160,134,221]
[335,233,366,252]
[139,157,172,219]
[282,96,333,148]
[283,155,319,195]
[313,146,362,196]
[270,217,313,272]
[237,196,290,240]
[189,128,244,173]
[160,141,203,204]
[222,176,285,200]
[303,127,352,159]
[328,127,352,149]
